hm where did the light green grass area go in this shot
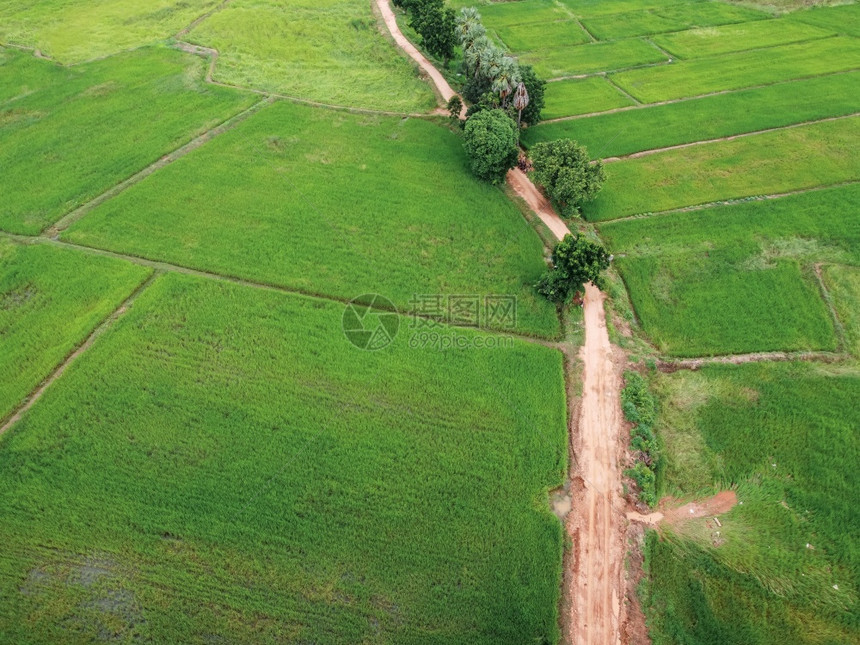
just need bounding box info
[614,251,836,356]
[0,272,568,643]
[64,101,560,338]
[644,363,860,644]
[521,38,667,78]
[559,0,701,18]
[185,0,435,112]
[479,0,570,28]
[0,46,255,235]
[0,237,151,422]
[584,116,860,220]
[598,182,858,354]
[823,264,860,358]
[580,2,768,41]
[542,76,634,119]
[598,183,860,263]
[523,71,860,156]
[0,0,216,63]
[789,2,860,37]
[611,36,860,102]
[496,19,591,51]
[652,18,835,59]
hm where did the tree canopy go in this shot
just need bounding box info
[531,139,605,217]
[536,233,611,304]
[463,109,519,183]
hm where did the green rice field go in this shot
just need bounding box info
[521,38,667,78]
[0,272,567,643]
[0,0,216,63]
[62,100,560,338]
[584,116,860,221]
[185,0,436,111]
[0,46,255,235]
[523,71,860,157]
[0,237,151,421]
[542,76,635,120]
[644,362,859,644]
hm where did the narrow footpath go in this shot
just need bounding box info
[373,3,628,642]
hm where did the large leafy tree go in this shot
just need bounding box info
[536,233,611,304]
[463,109,519,183]
[405,0,457,63]
[518,64,545,126]
[530,139,605,216]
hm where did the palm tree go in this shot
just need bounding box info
[493,57,520,107]
[456,7,482,43]
[466,37,494,79]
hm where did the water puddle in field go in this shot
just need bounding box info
[550,482,572,520]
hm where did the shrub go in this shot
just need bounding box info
[463,109,519,183]
[621,371,661,507]
[531,139,605,217]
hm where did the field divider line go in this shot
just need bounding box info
[812,262,848,354]
[44,97,273,237]
[598,180,860,224]
[658,349,847,371]
[547,57,673,83]
[539,69,859,124]
[5,234,558,348]
[176,0,236,39]
[603,75,642,105]
[0,271,161,438]
[601,112,860,162]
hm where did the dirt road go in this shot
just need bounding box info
[374,8,627,643]
[374,0,467,115]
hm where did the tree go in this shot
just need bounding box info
[536,233,611,304]
[518,64,545,126]
[446,95,463,120]
[463,109,519,183]
[410,0,457,64]
[530,139,605,216]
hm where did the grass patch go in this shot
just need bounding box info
[521,38,667,78]
[0,0,217,63]
[542,76,635,119]
[823,264,860,358]
[0,271,567,643]
[789,2,860,38]
[611,36,860,102]
[598,184,858,356]
[523,71,860,156]
[496,19,591,51]
[598,183,860,264]
[64,101,559,338]
[644,363,860,643]
[652,17,835,59]
[0,237,151,422]
[583,116,860,220]
[614,250,836,356]
[479,0,570,29]
[580,2,767,40]
[0,46,255,235]
[185,0,435,111]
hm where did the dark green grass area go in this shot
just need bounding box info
[598,184,858,356]
[521,38,667,78]
[652,18,835,59]
[789,2,860,38]
[523,71,860,156]
[496,19,591,51]
[583,116,860,221]
[542,76,634,120]
[614,251,836,356]
[611,36,860,102]
[0,272,568,644]
[580,1,767,41]
[63,101,559,338]
[0,46,255,235]
[644,363,860,644]
[0,237,151,422]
